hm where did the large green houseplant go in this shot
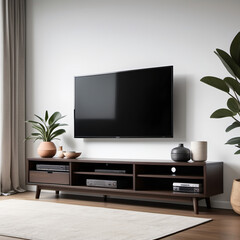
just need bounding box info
[26,111,67,157]
[200,32,240,215]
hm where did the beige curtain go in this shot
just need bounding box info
[0,0,26,194]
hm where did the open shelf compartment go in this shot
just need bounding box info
[72,173,133,190]
[135,176,204,193]
[71,162,133,175]
[135,164,204,178]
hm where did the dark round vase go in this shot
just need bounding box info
[171,143,190,162]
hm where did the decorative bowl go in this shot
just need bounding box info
[63,151,81,159]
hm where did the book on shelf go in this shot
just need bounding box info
[173,186,203,193]
[173,182,202,188]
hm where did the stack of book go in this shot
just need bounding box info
[173,182,203,193]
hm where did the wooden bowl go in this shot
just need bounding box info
[63,152,81,159]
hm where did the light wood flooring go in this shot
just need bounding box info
[0,191,239,240]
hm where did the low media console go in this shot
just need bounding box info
[26,158,223,214]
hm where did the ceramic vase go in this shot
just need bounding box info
[37,142,56,158]
[191,141,207,161]
[230,179,240,215]
[56,146,64,158]
[171,143,190,162]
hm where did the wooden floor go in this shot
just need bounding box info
[0,191,239,240]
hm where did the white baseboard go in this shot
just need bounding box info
[208,200,232,209]
[27,185,36,192]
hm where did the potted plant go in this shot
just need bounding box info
[26,111,67,158]
[200,32,240,214]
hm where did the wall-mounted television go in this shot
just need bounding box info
[74,66,173,138]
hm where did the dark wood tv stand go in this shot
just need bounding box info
[26,158,223,214]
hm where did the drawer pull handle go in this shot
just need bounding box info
[47,171,53,174]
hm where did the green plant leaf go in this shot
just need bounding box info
[215,49,240,79]
[34,114,44,123]
[48,112,62,125]
[48,123,60,136]
[45,110,49,122]
[30,122,46,134]
[25,136,36,141]
[51,128,66,137]
[227,98,240,113]
[234,150,240,154]
[34,136,43,142]
[230,32,240,65]
[200,76,229,93]
[25,111,67,142]
[32,125,44,135]
[31,133,41,136]
[226,137,240,145]
[224,77,240,96]
[49,129,66,141]
[26,120,41,125]
[210,108,235,118]
[226,121,240,132]
[26,120,46,130]
[48,123,67,135]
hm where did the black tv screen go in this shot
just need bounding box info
[74,66,173,138]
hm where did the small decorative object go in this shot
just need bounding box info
[231,179,240,215]
[26,111,67,158]
[56,146,64,158]
[63,151,82,159]
[191,141,207,162]
[171,144,190,162]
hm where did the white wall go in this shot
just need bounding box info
[26,0,240,208]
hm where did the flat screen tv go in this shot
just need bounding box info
[74,66,173,138]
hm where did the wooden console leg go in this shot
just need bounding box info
[35,186,41,199]
[56,190,60,195]
[103,195,107,202]
[205,197,211,209]
[193,197,199,214]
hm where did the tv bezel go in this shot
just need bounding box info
[74,66,173,138]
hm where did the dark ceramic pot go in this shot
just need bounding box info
[171,144,190,162]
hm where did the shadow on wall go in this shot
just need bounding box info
[173,75,187,142]
[83,75,188,144]
[61,134,82,151]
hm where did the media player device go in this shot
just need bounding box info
[86,179,117,189]
[36,164,69,172]
[86,179,128,189]
[94,169,126,174]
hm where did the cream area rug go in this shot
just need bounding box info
[0,200,211,240]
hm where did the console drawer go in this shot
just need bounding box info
[29,170,69,185]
